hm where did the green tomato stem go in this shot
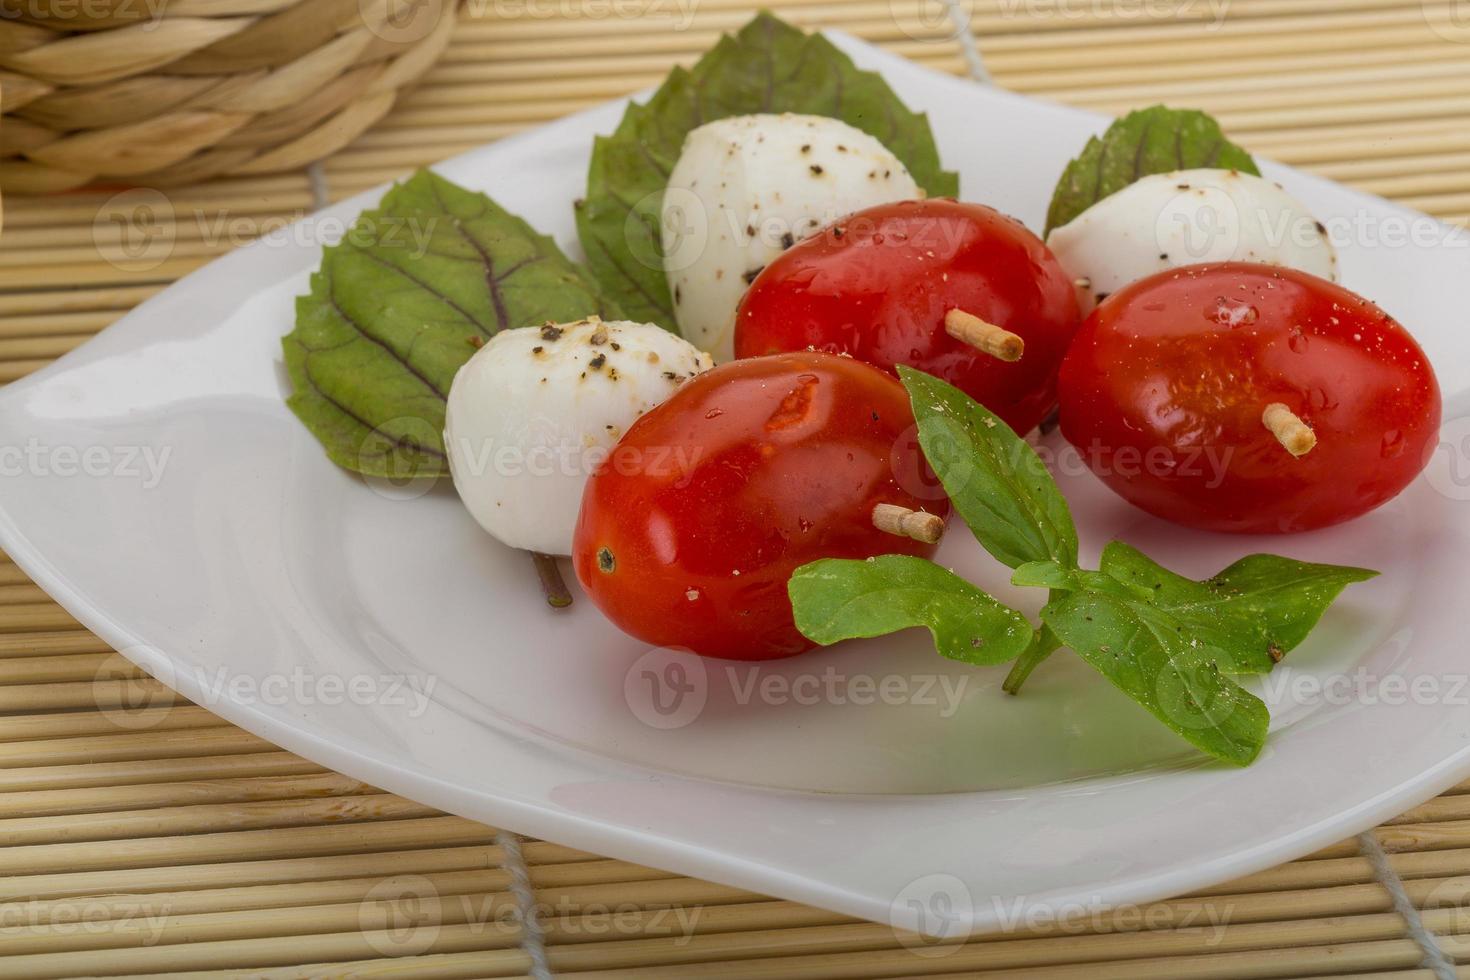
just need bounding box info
[531,552,573,609]
[1003,623,1062,696]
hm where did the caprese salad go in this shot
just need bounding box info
[282,14,1440,766]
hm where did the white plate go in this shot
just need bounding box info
[5,35,1470,938]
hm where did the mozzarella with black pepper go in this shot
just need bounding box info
[661,113,920,360]
[445,318,712,555]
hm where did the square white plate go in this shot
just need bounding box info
[5,35,1470,937]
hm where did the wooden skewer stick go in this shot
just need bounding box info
[1262,403,1317,457]
[872,504,945,545]
[944,309,1024,362]
[530,552,573,609]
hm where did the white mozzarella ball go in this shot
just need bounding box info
[1047,168,1339,313]
[444,318,711,556]
[661,113,921,360]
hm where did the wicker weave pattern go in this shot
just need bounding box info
[0,0,458,192]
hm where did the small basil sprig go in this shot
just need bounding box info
[787,368,1375,767]
[1045,105,1260,235]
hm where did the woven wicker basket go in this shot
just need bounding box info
[0,0,458,193]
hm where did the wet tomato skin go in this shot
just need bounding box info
[572,352,949,660]
[734,199,1081,435]
[1058,262,1441,534]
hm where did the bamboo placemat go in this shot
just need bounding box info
[3,2,1470,977]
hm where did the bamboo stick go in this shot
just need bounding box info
[1042,54,1470,106]
[1001,42,1470,94]
[559,938,1428,979]
[0,584,48,604]
[536,908,1435,975]
[0,631,113,657]
[0,359,57,383]
[1317,149,1470,182]
[0,565,32,585]
[0,190,313,229]
[0,751,323,795]
[0,792,434,846]
[0,842,509,903]
[0,889,528,957]
[0,256,208,289]
[0,814,501,875]
[0,727,276,770]
[1059,67,1470,120]
[0,310,122,338]
[0,676,183,712]
[0,650,142,685]
[0,604,84,634]
[0,239,237,270]
[144,951,534,979]
[0,703,225,742]
[0,209,305,249]
[0,770,370,819]
[0,285,158,316]
[19,868,514,924]
[0,921,529,980]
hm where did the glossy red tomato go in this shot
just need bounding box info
[735,199,1081,434]
[572,352,948,660]
[1058,262,1441,534]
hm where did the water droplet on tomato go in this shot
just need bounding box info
[1381,429,1405,458]
[765,375,819,431]
[1207,296,1258,328]
[1288,328,1309,354]
[704,408,724,419]
[1307,387,1338,412]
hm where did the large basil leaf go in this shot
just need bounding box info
[898,366,1078,570]
[1042,589,1270,766]
[576,11,959,330]
[283,170,618,477]
[1100,542,1377,674]
[790,555,1033,666]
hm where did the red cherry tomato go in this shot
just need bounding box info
[572,352,948,660]
[735,199,1081,434]
[1058,262,1441,534]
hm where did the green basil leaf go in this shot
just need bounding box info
[898,366,1079,570]
[1100,542,1376,674]
[1042,590,1269,766]
[576,11,959,330]
[789,555,1034,666]
[1011,560,1077,590]
[283,170,619,477]
[1044,105,1260,235]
